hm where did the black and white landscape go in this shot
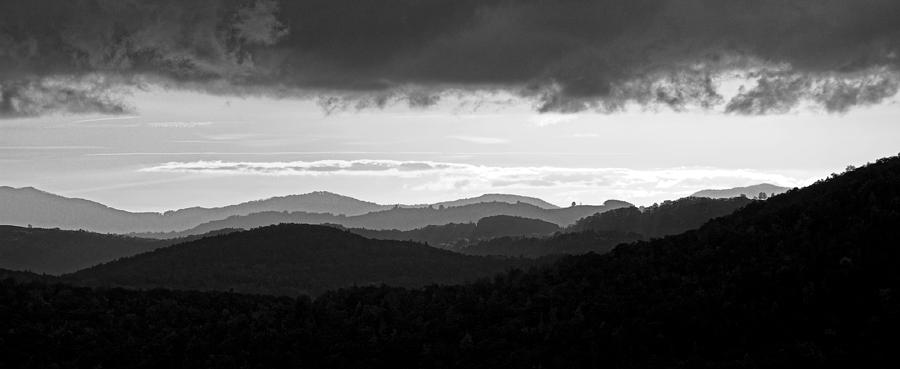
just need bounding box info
[2,1,900,368]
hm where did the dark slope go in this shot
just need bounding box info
[345,215,560,249]
[0,268,55,282]
[69,224,531,296]
[346,223,476,249]
[4,155,900,368]
[0,226,236,275]
[0,226,169,274]
[138,200,630,238]
[0,187,390,233]
[462,230,644,257]
[569,196,754,238]
[460,196,752,258]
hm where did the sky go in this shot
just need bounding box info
[1,0,899,211]
[2,87,898,211]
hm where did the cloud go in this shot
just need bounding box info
[70,116,140,124]
[0,75,132,118]
[530,113,580,127]
[146,121,214,128]
[2,0,900,117]
[448,135,510,144]
[571,133,602,138]
[141,159,809,202]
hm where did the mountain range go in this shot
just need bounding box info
[4,155,898,368]
[460,196,754,258]
[0,186,619,234]
[134,200,632,238]
[0,196,751,276]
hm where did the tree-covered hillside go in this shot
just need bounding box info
[569,196,754,238]
[69,224,532,296]
[0,226,236,275]
[348,215,560,250]
[460,196,753,258]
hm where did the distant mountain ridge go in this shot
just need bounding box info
[134,200,632,238]
[691,183,789,199]
[431,194,560,209]
[0,187,391,234]
[0,186,622,234]
[460,196,754,258]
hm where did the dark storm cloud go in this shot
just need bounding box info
[0,76,132,118]
[1,0,899,117]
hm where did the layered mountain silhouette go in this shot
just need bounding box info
[4,155,899,368]
[135,200,631,238]
[69,224,533,296]
[0,226,236,275]
[0,186,623,234]
[691,183,789,199]
[461,196,753,258]
[0,187,390,233]
[568,196,754,238]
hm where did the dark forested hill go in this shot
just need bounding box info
[568,196,754,238]
[137,200,629,238]
[0,226,169,274]
[69,224,531,296]
[459,196,752,258]
[461,230,644,257]
[3,155,900,368]
[347,215,561,249]
[0,226,237,275]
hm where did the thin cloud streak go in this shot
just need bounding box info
[70,116,140,124]
[0,145,106,150]
[141,159,811,202]
[449,135,510,144]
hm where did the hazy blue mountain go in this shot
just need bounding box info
[70,224,533,296]
[1,186,620,234]
[0,225,236,275]
[136,200,632,238]
[431,194,561,209]
[0,187,391,233]
[0,186,159,233]
[691,183,790,199]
